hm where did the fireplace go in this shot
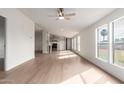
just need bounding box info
[52,43,57,51]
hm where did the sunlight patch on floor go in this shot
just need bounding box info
[104,81,112,84]
[58,54,77,59]
[81,68,103,83]
[58,51,70,53]
[58,51,73,56]
[57,51,73,55]
[58,52,73,56]
[60,75,84,84]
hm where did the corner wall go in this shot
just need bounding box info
[0,9,35,71]
[72,9,124,82]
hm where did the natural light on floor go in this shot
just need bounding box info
[81,68,103,83]
[59,67,114,84]
[58,52,73,56]
[57,51,116,84]
[60,75,84,84]
[58,54,77,59]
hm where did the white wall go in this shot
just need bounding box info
[0,9,35,71]
[57,37,66,51]
[72,9,124,82]
[35,31,42,51]
[58,39,65,51]
[42,31,48,53]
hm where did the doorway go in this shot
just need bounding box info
[35,31,42,57]
[0,16,6,71]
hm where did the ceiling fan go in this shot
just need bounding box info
[49,8,76,20]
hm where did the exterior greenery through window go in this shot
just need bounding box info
[97,24,109,61]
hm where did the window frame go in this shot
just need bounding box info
[77,36,80,52]
[72,38,74,50]
[96,24,109,62]
[76,36,78,51]
[111,16,124,68]
[74,37,76,50]
[95,16,124,69]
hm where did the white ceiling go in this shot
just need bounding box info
[19,8,115,38]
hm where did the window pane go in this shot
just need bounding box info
[72,39,74,49]
[113,18,124,67]
[97,24,109,61]
[77,36,80,51]
[74,38,76,50]
[75,36,78,50]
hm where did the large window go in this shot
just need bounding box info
[113,17,124,67]
[77,36,80,51]
[97,24,109,61]
[74,37,76,50]
[96,17,124,68]
[72,38,74,50]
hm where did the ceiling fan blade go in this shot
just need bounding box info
[65,13,76,16]
[59,8,64,12]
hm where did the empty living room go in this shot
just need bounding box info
[0,0,124,92]
[0,8,124,84]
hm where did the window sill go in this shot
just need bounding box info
[111,63,124,69]
[96,57,108,63]
[96,57,124,69]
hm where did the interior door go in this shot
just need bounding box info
[0,16,6,71]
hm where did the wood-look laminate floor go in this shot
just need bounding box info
[0,51,122,84]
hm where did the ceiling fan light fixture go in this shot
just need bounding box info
[59,16,64,20]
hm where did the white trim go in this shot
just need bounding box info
[109,22,113,64]
[95,28,98,58]
[97,57,108,63]
[111,16,124,68]
[112,16,124,22]
[112,63,124,69]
